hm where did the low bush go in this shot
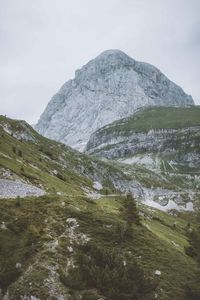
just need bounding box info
[64,242,156,300]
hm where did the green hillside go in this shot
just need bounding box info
[0,115,131,197]
[95,106,200,136]
[0,115,199,299]
[0,193,198,300]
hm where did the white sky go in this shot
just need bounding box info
[0,0,200,123]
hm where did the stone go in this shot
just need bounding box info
[36,50,193,151]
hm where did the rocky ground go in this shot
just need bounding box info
[0,179,45,199]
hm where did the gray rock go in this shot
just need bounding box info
[0,179,45,198]
[36,50,193,151]
[86,126,200,167]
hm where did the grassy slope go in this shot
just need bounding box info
[0,115,130,196]
[0,116,86,195]
[96,106,200,136]
[0,194,198,299]
[0,115,199,299]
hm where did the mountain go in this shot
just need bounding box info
[0,112,200,211]
[0,115,144,200]
[36,50,194,151]
[86,106,200,160]
[0,115,199,300]
[85,106,200,207]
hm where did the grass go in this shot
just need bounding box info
[0,115,131,196]
[0,114,199,299]
[86,107,200,194]
[0,193,198,299]
[95,106,200,136]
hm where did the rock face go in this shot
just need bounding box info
[86,126,200,164]
[85,106,200,206]
[36,49,194,151]
[86,106,200,169]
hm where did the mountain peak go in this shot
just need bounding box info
[74,49,135,80]
[96,49,132,60]
[36,50,194,151]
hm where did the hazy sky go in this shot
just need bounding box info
[1,0,200,124]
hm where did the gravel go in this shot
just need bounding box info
[0,179,45,198]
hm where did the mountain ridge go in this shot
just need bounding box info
[85,106,200,210]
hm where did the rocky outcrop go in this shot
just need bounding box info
[85,106,200,171]
[85,106,200,208]
[86,126,200,165]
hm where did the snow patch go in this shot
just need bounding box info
[143,199,179,212]
[144,199,194,212]
[121,154,160,171]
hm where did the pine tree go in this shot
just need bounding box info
[123,193,140,226]
[121,193,140,239]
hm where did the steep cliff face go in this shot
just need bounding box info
[86,106,200,164]
[86,126,200,165]
[36,50,194,151]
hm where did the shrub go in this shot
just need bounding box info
[7,216,29,234]
[184,245,196,258]
[56,172,66,181]
[185,273,200,300]
[0,265,22,291]
[65,243,156,300]
[12,146,16,154]
[123,193,140,226]
[82,290,99,300]
[26,224,40,245]
[18,149,22,157]
[103,187,112,195]
[119,193,141,239]
[15,196,21,207]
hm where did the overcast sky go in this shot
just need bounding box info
[0,0,200,124]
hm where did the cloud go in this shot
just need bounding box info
[0,0,199,123]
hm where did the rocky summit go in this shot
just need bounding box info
[36,50,194,151]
